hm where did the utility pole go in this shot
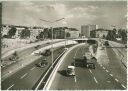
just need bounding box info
[40,18,65,68]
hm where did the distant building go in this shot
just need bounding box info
[66,28,79,38]
[29,28,44,41]
[14,27,25,38]
[81,24,98,38]
[95,29,108,38]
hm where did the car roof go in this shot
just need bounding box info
[68,66,75,69]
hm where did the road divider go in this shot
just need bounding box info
[35,48,67,90]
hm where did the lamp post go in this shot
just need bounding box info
[40,18,65,68]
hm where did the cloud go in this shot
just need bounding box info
[2,1,126,29]
[50,3,67,17]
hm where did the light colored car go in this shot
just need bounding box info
[66,66,75,76]
[64,48,68,50]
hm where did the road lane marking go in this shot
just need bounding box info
[7,84,14,90]
[94,77,98,84]
[121,84,126,89]
[103,67,105,70]
[107,80,111,83]
[30,67,35,70]
[106,69,109,72]
[20,73,28,79]
[74,76,77,83]
[115,78,119,82]
[89,69,92,74]
[110,74,113,77]
[100,64,102,67]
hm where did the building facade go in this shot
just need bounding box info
[81,24,98,38]
[65,28,79,38]
[96,30,108,38]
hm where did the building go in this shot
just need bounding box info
[14,27,25,38]
[29,28,44,41]
[96,30,108,38]
[81,24,98,38]
[65,28,79,38]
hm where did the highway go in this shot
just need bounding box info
[1,40,64,80]
[1,46,66,90]
[49,44,126,90]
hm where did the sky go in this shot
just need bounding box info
[2,1,127,30]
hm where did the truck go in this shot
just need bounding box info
[72,56,96,69]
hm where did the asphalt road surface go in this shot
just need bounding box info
[49,44,126,90]
[1,46,65,90]
[105,47,127,86]
[1,40,64,78]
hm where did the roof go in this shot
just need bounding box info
[68,66,75,69]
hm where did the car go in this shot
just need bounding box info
[104,41,109,46]
[64,48,68,50]
[46,42,50,44]
[86,63,95,69]
[66,66,75,76]
[32,51,41,55]
[42,49,52,56]
[35,45,41,49]
[36,60,48,68]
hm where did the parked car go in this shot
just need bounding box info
[66,66,75,76]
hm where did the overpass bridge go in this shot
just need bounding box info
[72,38,99,43]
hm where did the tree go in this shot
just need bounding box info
[102,34,106,39]
[20,28,30,39]
[106,30,116,41]
[90,30,96,38]
[7,26,17,38]
[36,31,44,40]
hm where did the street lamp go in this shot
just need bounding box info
[40,18,65,68]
